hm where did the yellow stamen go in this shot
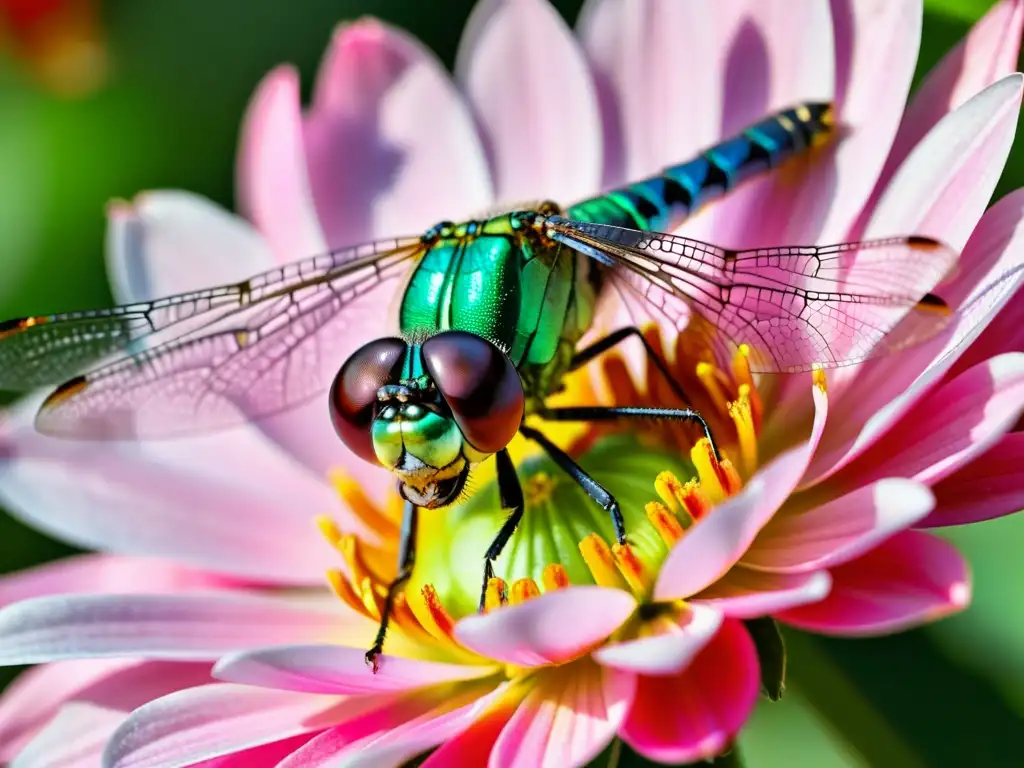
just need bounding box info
[419,584,456,642]
[316,515,343,547]
[612,543,647,594]
[325,568,366,616]
[579,533,630,590]
[731,344,754,391]
[484,578,507,612]
[525,472,557,505]
[813,366,827,393]
[654,471,687,518]
[358,576,382,619]
[727,385,758,475]
[696,362,730,413]
[680,479,712,521]
[509,578,541,605]
[541,563,570,591]
[327,469,401,538]
[691,438,727,503]
[720,458,743,495]
[645,501,684,546]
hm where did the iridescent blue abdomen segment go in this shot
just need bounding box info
[566,103,833,231]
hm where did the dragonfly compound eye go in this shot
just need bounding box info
[421,331,525,455]
[330,337,407,465]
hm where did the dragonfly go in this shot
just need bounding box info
[0,102,957,669]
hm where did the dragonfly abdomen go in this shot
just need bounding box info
[566,102,833,232]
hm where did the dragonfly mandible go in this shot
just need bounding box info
[0,103,957,669]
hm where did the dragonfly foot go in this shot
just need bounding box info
[365,645,383,674]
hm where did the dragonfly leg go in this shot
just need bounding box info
[520,424,626,545]
[478,448,525,611]
[569,326,691,404]
[542,405,721,461]
[365,498,418,673]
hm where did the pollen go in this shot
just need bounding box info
[541,563,570,591]
[654,471,689,523]
[612,543,647,595]
[696,361,730,413]
[419,584,457,642]
[510,578,542,605]
[484,577,508,612]
[679,479,713,521]
[813,366,827,394]
[327,469,401,539]
[645,501,685,546]
[727,385,758,475]
[579,533,630,590]
[691,439,728,503]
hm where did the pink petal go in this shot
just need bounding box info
[593,603,723,676]
[578,0,718,187]
[781,0,924,243]
[0,659,210,762]
[805,185,1024,487]
[277,682,502,768]
[304,19,491,249]
[578,0,832,194]
[191,735,318,768]
[105,191,275,304]
[420,685,525,767]
[743,479,934,572]
[867,0,1024,216]
[0,593,352,664]
[12,701,124,768]
[6,661,212,768]
[453,586,636,667]
[104,684,349,768]
[0,400,339,585]
[838,352,1024,488]
[0,660,126,761]
[237,66,327,264]
[865,73,1023,251]
[490,661,635,768]
[620,618,759,764]
[685,1,839,247]
[655,392,827,602]
[925,431,1024,527]
[0,555,243,607]
[213,644,496,695]
[777,530,971,635]
[458,0,601,202]
[692,568,832,617]
[950,254,1024,373]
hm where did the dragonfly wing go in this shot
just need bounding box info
[0,237,424,439]
[545,217,957,373]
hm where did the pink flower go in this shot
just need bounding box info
[1,0,1023,766]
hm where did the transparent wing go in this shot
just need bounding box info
[0,236,424,439]
[544,217,957,373]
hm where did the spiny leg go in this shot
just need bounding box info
[479,448,525,611]
[365,498,418,673]
[519,424,626,545]
[543,405,721,461]
[570,326,691,403]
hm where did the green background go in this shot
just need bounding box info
[1,1,1022,765]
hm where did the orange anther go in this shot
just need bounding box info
[509,578,541,605]
[646,501,684,546]
[541,563,570,591]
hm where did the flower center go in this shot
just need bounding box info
[315,327,779,661]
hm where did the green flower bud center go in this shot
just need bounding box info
[410,434,696,619]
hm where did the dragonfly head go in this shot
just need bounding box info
[330,331,524,509]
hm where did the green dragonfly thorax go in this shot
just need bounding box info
[398,204,598,410]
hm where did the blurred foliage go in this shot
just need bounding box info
[0,1,1022,766]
